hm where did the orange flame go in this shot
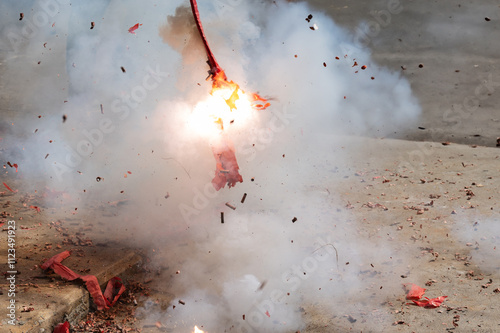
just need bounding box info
[210,70,269,114]
[187,71,270,139]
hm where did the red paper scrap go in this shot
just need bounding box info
[404,283,426,300]
[211,137,242,190]
[104,277,126,306]
[41,251,71,270]
[53,321,70,333]
[128,23,142,34]
[30,205,41,213]
[412,296,448,308]
[41,251,125,310]
[3,182,16,192]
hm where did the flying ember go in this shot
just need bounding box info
[189,0,270,190]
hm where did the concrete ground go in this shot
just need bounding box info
[307,0,500,147]
[0,183,143,332]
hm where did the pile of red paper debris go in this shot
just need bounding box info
[41,250,126,311]
[404,283,448,308]
[41,251,130,332]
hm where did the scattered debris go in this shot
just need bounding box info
[481,279,493,289]
[21,306,35,312]
[6,162,18,172]
[362,202,388,210]
[225,202,236,210]
[19,13,24,21]
[425,280,437,286]
[128,23,142,34]
[3,182,16,192]
[346,314,357,323]
[90,21,95,29]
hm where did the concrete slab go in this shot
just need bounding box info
[0,212,142,333]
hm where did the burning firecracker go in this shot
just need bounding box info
[189,0,270,190]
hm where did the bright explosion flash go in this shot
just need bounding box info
[187,71,269,139]
[187,0,270,190]
[193,326,205,333]
[187,89,254,138]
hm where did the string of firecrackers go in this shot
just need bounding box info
[189,0,223,77]
[404,283,448,308]
[2,162,19,195]
[41,251,127,333]
[189,0,270,190]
